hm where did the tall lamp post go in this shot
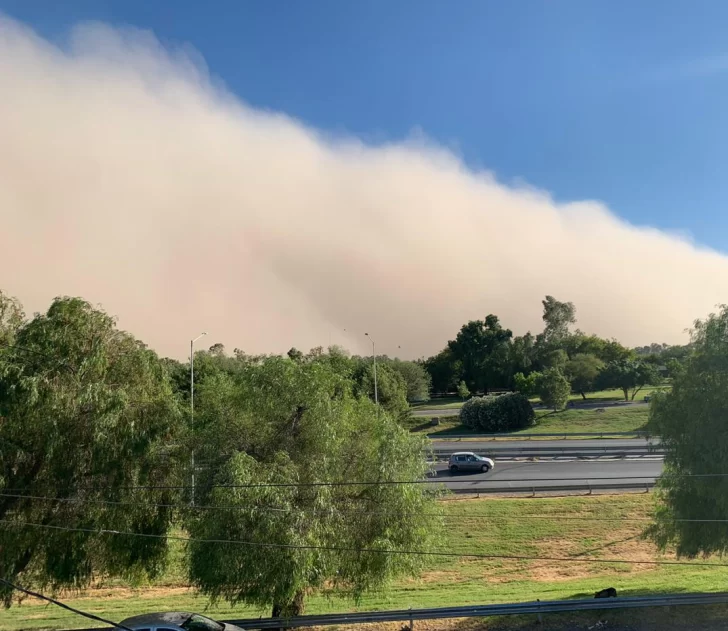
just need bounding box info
[365,332,378,406]
[190,332,207,506]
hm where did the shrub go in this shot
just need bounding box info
[459,392,534,433]
[537,368,571,410]
[456,380,470,400]
[513,371,540,397]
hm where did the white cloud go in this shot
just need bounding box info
[0,14,724,359]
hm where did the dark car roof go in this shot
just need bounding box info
[119,612,193,627]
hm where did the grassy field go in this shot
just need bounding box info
[416,405,650,438]
[531,386,670,406]
[6,494,728,631]
[412,397,465,410]
[412,387,669,414]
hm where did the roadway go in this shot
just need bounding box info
[432,457,663,493]
[431,437,657,452]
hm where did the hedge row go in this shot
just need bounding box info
[459,392,535,433]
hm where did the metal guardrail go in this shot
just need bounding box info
[431,445,664,458]
[430,431,655,440]
[222,592,728,629]
[67,583,722,631]
[447,480,656,495]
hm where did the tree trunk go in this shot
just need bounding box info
[580,391,586,401]
[622,388,629,402]
[272,590,306,627]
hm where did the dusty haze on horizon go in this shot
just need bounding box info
[1,15,725,359]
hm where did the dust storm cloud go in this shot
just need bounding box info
[0,15,725,359]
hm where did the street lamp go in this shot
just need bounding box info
[190,332,207,506]
[365,333,378,406]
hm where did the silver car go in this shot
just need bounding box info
[116,613,244,631]
[448,451,495,474]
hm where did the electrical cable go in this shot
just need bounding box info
[3,519,728,568]
[0,577,133,631]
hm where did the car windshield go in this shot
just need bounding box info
[181,615,224,631]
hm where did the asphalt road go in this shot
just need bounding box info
[431,438,657,452]
[432,458,662,493]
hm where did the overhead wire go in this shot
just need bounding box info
[0,577,133,631]
[5,469,726,494]
[3,519,728,568]
[5,491,728,523]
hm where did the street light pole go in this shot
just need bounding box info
[190,332,207,506]
[365,333,378,406]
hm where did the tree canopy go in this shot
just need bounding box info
[0,295,183,604]
[536,368,571,411]
[447,315,512,394]
[648,306,728,557]
[565,353,604,400]
[597,359,660,401]
[186,357,440,615]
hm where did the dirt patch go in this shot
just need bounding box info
[528,530,662,582]
[13,585,195,607]
[415,570,463,585]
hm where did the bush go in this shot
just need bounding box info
[537,368,571,410]
[513,371,540,397]
[459,392,534,433]
[456,380,470,400]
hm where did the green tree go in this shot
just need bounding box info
[456,380,470,401]
[447,315,512,394]
[0,291,25,347]
[513,371,541,398]
[422,348,462,394]
[0,296,183,604]
[648,306,728,557]
[389,359,431,402]
[187,357,440,617]
[507,333,536,385]
[537,368,571,411]
[665,357,685,379]
[565,353,604,400]
[540,295,576,345]
[351,358,410,420]
[597,359,660,401]
[542,348,568,371]
[600,339,634,363]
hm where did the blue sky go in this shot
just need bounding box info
[3,0,728,251]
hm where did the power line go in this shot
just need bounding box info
[4,491,728,524]
[3,519,728,568]
[0,577,133,631]
[1,471,714,493]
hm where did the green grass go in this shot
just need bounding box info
[413,387,670,414]
[411,397,466,410]
[418,405,650,438]
[530,386,670,406]
[7,494,728,630]
[528,405,650,434]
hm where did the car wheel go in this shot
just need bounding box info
[481,464,490,473]
[450,465,458,474]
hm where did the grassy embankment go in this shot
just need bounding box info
[405,405,651,437]
[412,387,669,414]
[6,494,728,631]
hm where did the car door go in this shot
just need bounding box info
[465,455,478,471]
